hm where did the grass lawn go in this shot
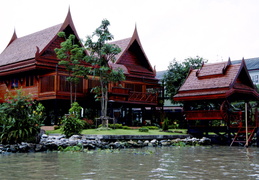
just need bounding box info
[46,128,188,135]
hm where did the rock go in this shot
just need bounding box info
[69,135,82,141]
[42,134,48,138]
[151,139,158,146]
[199,137,211,145]
[143,140,149,146]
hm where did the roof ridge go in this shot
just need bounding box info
[17,23,62,39]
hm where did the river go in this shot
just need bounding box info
[0,146,259,179]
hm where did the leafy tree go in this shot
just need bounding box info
[83,19,125,128]
[54,33,85,105]
[55,19,125,128]
[0,89,45,144]
[163,56,206,102]
[60,102,85,138]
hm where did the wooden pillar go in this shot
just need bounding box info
[245,102,249,148]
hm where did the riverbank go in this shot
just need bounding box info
[0,133,212,154]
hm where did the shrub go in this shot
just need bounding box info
[108,123,122,129]
[162,118,169,131]
[138,127,149,132]
[54,125,60,130]
[143,126,159,130]
[122,126,131,129]
[0,89,46,144]
[61,102,85,138]
[98,123,130,129]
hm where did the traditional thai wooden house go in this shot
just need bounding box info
[0,10,161,125]
[174,59,259,146]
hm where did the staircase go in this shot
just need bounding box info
[230,127,257,146]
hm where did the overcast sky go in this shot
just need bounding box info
[1,0,259,71]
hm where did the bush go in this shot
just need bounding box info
[0,89,46,144]
[61,102,85,138]
[97,123,130,129]
[138,127,149,132]
[122,126,131,129]
[109,123,123,129]
[142,126,159,130]
[54,125,60,130]
[162,118,169,131]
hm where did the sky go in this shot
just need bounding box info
[1,0,259,71]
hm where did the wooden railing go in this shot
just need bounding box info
[128,91,157,103]
[109,87,158,104]
[185,110,243,127]
[185,110,223,120]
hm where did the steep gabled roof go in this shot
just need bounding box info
[111,27,156,78]
[0,8,80,67]
[174,60,259,101]
[0,24,62,66]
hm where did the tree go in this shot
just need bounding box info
[55,19,125,128]
[54,33,85,105]
[163,56,206,103]
[83,19,125,128]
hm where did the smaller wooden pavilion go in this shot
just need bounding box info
[174,59,259,146]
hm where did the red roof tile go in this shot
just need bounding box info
[0,24,62,66]
[174,60,258,101]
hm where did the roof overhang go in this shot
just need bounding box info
[174,87,259,102]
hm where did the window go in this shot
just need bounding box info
[26,75,34,87]
[60,75,83,93]
[88,79,100,89]
[125,83,142,92]
[11,78,19,89]
[252,75,258,84]
[75,78,83,93]
[41,76,54,92]
[60,75,70,92]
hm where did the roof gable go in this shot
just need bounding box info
[111,27,155,77]
[0,24,62,66]
[0,8,80,67]
[231,59,255,89]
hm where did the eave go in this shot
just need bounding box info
[0,59,36,76]
[174,87,259,102]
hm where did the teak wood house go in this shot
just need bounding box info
[0,10,161,125]
[174,59,259,146]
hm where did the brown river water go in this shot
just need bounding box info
[0,146,259,179]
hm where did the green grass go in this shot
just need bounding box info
[46,129,188,135]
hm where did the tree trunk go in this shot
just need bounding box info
[74,83,77,103]
[100,78,109,128]
[70,81,73,105]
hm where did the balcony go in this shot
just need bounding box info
[109,87,158,105]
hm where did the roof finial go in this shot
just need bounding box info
[227,57,232,65]
[6,28,17,47]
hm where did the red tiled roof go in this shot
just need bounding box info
[174,60,259,101]
[0,24,62,66]
[0,9,80,68]
[197,61,228,77]
[179,63,239,92]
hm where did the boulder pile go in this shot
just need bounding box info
[0,134,211,154]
